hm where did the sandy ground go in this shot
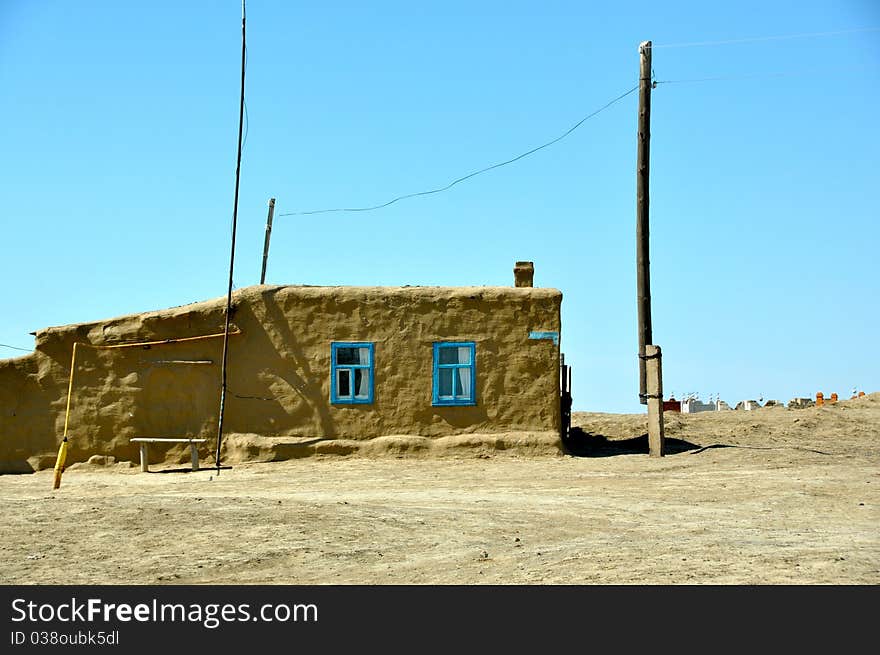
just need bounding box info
[1,394,877,585]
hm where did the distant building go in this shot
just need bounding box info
[664,395,732,412]
[681,398,716,414]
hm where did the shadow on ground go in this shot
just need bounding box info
[688,443,832,456]
[152,465,234,474]
[562,427,700,457]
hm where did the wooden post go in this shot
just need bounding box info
[636,40,653,404]
[645,344,665,457]
[260,197,275,285]
[215,0,247,476]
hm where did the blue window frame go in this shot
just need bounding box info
[432,341,476,406]
[331,342,374,404]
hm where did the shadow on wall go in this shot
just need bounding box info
[226,293,337,438]
[562,427,699,457]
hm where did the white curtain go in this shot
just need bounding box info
[354,368,369,397]
[456,368,471,398]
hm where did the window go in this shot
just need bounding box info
[432,341,476,406]
[331,342,374,404]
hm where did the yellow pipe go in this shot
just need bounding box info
[51,438,68,490]
[50,328,239,490]
[52,342,78,490]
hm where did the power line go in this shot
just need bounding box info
[277,84,639,217]
[655,68,868,85]
[0,343,31,352]
[653,26,880,49]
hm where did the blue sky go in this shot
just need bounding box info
[1,1,878,412]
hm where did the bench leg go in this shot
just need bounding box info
[190,444,199,471]
[139,444,149,472]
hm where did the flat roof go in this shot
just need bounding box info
[33,284,562,344]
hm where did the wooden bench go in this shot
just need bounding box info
[130,438,207,472]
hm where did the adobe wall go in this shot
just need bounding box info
[0,285,562,471]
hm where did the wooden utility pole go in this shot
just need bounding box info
[636,41,664,456]
[636,40,653,405]
[260,197,275,284]
[645,344,665,456]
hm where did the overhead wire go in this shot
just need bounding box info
[655,68,868,85]
[274,26,874,218]
[653,26,880,49]
[0,343,31,352]
[277,84,639,217]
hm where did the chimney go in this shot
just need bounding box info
[514,261,534,287]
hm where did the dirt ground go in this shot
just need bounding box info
[1,394,877,585]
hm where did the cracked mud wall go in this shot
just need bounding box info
[0,285,561,471]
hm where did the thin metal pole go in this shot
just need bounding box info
[636,40,653,405]
[260,197,275,284]
[215,0,247,475]
[61,342,78,440]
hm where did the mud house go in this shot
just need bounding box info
[0,264,564,472]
